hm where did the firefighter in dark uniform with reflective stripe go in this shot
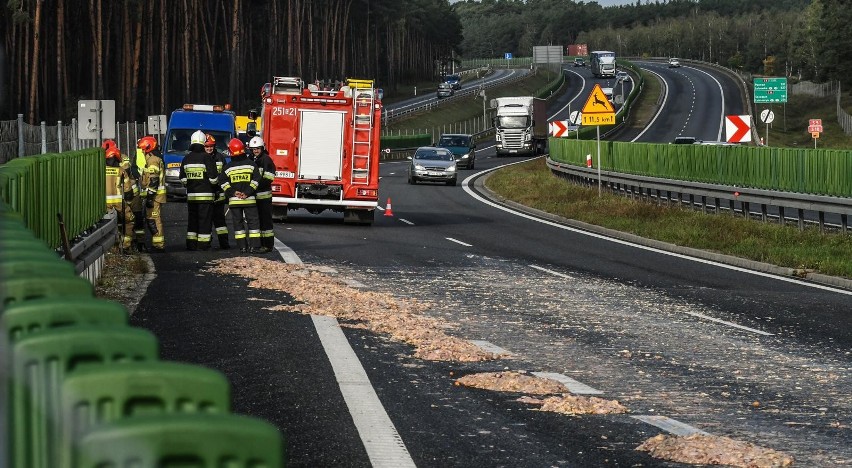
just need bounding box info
[204,134,230,249]
[180,130,219,251]
[248,136,276,253]
[138,135,167,251]
[219,138,261,253]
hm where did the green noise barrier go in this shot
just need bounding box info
[8,326,159,468]
[0,149,104,249]
[548,139,852,198]
[59,362,231,468]
[75,414,283,468]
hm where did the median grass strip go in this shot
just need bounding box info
[486,158,852,279]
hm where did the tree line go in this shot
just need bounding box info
[455,0,851,87]
[1,0,462,124]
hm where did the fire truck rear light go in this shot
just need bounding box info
[272,185,281,192]
[357,189,377,197]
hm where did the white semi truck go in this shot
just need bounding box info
[491,96,547,156]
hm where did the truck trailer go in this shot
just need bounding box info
[492,96,548,156]
[259,77,383,225]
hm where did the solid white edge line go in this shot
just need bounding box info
[274,237,302,265]
[530,264,772,336]
[461,167,852,296]
[531,372,603,395]
[446,237,472,247]
[631,415,709,436]
[312,315,416,468]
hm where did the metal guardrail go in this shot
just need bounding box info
[383,67,528,124]
[546,158,851,233]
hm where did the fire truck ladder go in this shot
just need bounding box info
[348,79,375,185]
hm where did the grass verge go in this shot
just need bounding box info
[486,158,852,279]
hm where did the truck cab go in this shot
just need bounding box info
[492,96,548,156]
[162,104,237,198]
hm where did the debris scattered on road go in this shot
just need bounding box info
[456,371,569,394]
[456,371,628,415]
[520,394,629,415]
[205,257,507,362]
[636,433,794,467]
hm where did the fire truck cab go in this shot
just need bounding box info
[260,76,382,225]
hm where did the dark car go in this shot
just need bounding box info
[444,74,462,90]
[573,58,585,67]
[672,136,699,144]
[436,133,476,169]
[407,146,457,186]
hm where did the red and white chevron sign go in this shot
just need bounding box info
[725,115,752,143]
[550,120,570,137]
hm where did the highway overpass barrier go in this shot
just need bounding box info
[0,205,286,467]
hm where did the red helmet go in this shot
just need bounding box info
[105,146,121,160]
[137,136,157,153]
[204,134,216,147]
[101,139,117,150]
[228,138,245,156]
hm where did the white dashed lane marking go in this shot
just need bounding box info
[446,237,472,247]
[632,415,709,436]
[398,218,414,225]
[531,372,603,395]
[469,340,513,356]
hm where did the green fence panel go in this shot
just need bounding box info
[550,140,852,197]
[0,299,128,459]
[0,276,94,313]
[8,326,159,468]
[76,414,283,468]
[59,362,231,468]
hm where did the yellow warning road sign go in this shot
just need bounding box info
[581,83,615,126]
[581,84,616,113]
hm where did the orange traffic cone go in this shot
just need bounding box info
[384,198,394,217]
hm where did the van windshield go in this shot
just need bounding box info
[166,129,232,153]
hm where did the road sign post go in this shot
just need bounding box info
[580,84,616,197]
[759,109,775,146]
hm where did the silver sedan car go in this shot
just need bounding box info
[407,146,458,186]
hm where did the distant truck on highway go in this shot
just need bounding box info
[590,50,617,78]
[491,96,547,156]
[162,103,237,197]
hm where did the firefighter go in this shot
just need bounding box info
[179,130,219,251]
[248,136,275,253]
[218,138,261,253]
[204,134,230,249]
[137,135,167,252]
[104,146,138,250]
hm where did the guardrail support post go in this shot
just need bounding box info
[818,211,825,233]
[778,206,785,225]
[41,121,47,154]
[58,121,63,153]
[797,209,805,231]
[17,113,25,158]
[842,214,848,234]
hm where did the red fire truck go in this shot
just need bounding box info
[260,77,383,224]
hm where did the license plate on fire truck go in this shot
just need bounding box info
[276,171,294,178]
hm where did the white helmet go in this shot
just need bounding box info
[248,136,264,148]
[190,130,206,145]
